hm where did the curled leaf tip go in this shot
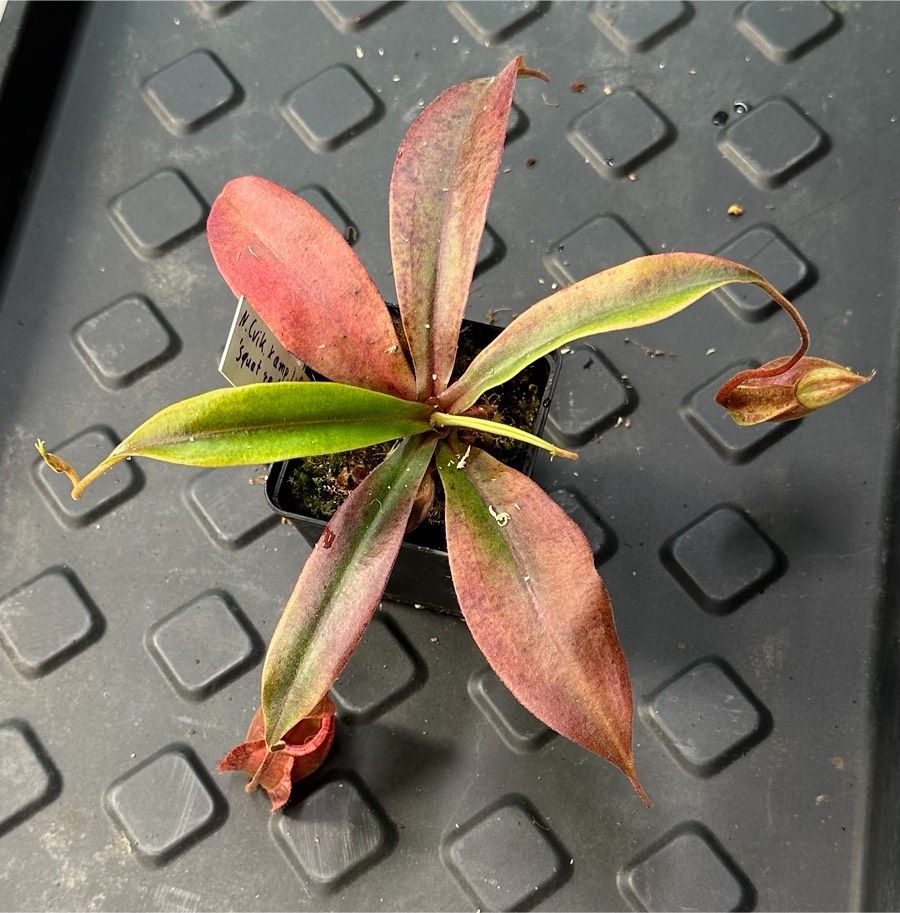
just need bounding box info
[514,57,550,83]
[35,439,83,496]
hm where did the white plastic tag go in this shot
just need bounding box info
[218,295,307,386]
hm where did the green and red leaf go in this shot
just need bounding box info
[390,57,546,399]
[262,434,438,746]
[441,253,765,414]
[436,442,647,801]
[37,382,433,500]
[208,176,415,399]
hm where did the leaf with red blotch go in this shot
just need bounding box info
[261,434,437,746]
[208,176,416,400]
[436,442,648,803]
[217,697,336,812]
[389,56,547,399]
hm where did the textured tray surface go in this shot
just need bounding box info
[0,2,898,910]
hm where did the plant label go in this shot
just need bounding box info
[219,295,307,386]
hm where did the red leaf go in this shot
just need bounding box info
[389,57,544,399]
[208,176,415,399]
[436,443,648,802]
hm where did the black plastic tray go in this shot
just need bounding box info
[0,3,898,911]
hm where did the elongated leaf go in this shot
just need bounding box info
[262,434,437,745]
[436,442,647,801]
[440,253,764,414]
[38,382,433,499]
[208,176,416,399]
[390,57,545,399]
[430,410,577,460]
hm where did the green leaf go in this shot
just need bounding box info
[262,435,437,745]
[436,442,648,801]
[38,382,434,499]
[429,411,577,461]
[389,57,546,399]
[440,253,765,414]
[208,176,416,399]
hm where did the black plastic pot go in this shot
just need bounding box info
[265,317,560,616]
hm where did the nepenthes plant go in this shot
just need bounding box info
[37,57,869,810]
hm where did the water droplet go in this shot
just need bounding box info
[733,100,750,115]
[712,110,728,126]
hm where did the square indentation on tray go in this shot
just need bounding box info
[591,1,691,52]
[109,170,206,259]
[446,0,547,44]
[468,668,553,753]
[544,214,648,285]
[189,0,245,20]
[546,344,633,446]
[142,50,241,135]
[33,426,144,528]
[736,1,839,63]
[0,722,61,838]
[186,466,278,549]
[72,295,179,389]
[146,591,262,700]
[682,362,796,463]
[644,658,770,776]
[443,797,569,911]
[713,225,813,322]
[315,0,399,32]
[272,774,395,891]
[619,823,754,912]
[282,65,382,152]
[330,614,424,722]
[661,504,784,615]
[569,88,674,178]
[718,97,827,189]
[105,746,226,866]
[0,568,104,678]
